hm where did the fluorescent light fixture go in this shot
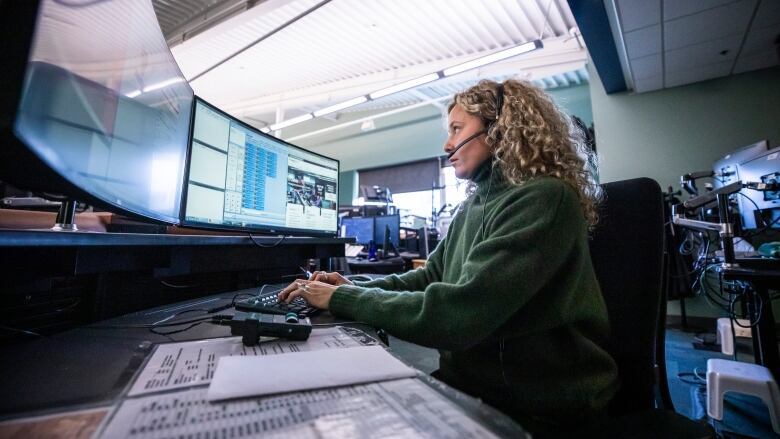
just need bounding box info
[142,77,185,93]
[124,90,142,98]
[269,113,314,131]
[442,40,543,77]
[266,40,542,134]
[312,96,368,117]
[369,73,441,100]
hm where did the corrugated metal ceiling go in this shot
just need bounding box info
[153,0,589,134]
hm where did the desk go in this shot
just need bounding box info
[0,229,351,333]
[722,258,780,381]
[347,256,405,274]
[0,288,529,438]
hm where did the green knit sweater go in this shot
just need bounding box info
[330,163,619,428]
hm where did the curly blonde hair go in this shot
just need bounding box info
[449,79,601,228]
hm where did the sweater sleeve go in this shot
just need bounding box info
[330,181,582,350]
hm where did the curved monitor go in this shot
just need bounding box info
[182,99,339,236]
[3,0,193,224]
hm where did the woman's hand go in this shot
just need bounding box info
[307,270,352,286]
[277,280,339,310]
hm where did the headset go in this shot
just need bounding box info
[446,83,504,160]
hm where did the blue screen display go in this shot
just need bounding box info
[341,217,375,245]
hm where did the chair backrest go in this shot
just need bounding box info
[588,177,669,416]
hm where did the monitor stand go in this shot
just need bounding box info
[51,200,78,232]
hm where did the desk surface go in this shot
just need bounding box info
[0,288,528,438]
[0,228,352,247]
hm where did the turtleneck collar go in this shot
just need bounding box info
[471,160,506,197]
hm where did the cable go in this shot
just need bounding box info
[677,369,707,386]
[150,321,208,336]
[160,280,200,289]
[90,315,220,330]
[152,308,209,325]
[0,325,44,338]
[248,234,287,248]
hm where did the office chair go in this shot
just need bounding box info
[584,177,714,437]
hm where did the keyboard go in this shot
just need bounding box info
[234,287,320,318]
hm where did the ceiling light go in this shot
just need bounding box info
[442,40,543,77]
[312,96,368,117]
[267,40,542,134]
[269,113,313,131]
[369,73,441,99]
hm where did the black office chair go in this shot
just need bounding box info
[584,177,714,438]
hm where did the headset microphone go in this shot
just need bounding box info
[446,130,486,159]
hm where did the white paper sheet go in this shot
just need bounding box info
[128,326,376,396]
[99,379,506,439]
[207,345,419,401]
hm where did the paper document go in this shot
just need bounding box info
[207,345,419,401]
[99,379,504,439]
[129,326,376,396]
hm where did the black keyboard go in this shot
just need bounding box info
[234,287,320,318]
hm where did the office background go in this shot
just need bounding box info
[292,66,780,320]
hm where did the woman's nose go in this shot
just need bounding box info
[443,137,454,153]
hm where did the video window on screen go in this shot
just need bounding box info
[184,100,338,234]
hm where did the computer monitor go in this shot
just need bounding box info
[374,214,400,249]
[735,146,780,229]
[181,98,339,235]
[712,140,769,189]
[340,217,374,245]
[1,0,194,224]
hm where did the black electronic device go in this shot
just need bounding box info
[381,224,400,258]
[235,289,320,318]
[373,214,400,250]
[737,146,780,229]
[228,311,312,346]
[1,0,194,224]
[712,140,769,190]
[181,98,339,236]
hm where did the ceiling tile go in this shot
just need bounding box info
[629,53,662,79]
[664,0,757,50]
[634,75,663,92]
[751,0,780,28]
[664,35,742,72]
[664,60,732,87]
[740,24,780,58]
[733,49,779,73]
[616,0,660,32]
[624,24,662,59]
[663,0,741,21]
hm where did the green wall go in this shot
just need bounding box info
[292,83,595,203]
[589,65,780,189]
[589,65,780,318]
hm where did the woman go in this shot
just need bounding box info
[279,79,618,434]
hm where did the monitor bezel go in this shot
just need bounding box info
[180,97,340,237]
